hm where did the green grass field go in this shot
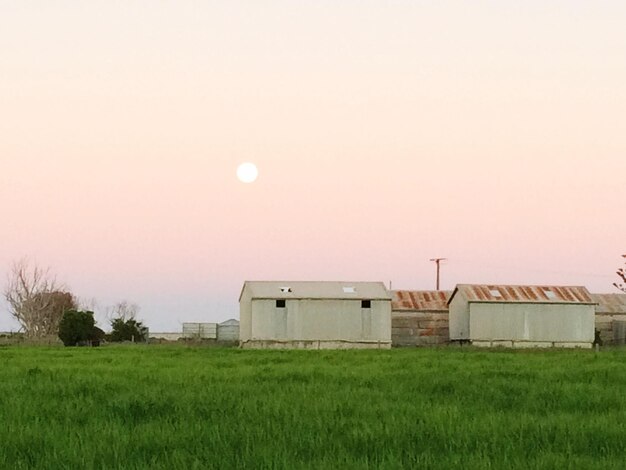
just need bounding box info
[1,345,625,469]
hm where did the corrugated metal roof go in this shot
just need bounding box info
[448,284,595,305]
[591,293,626,314]
[240,281,391,301]
[391,290,451,311]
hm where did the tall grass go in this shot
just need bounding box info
[1,346,625,469]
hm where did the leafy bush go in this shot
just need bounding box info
[58,310,96,346]
[110,318,148,342]
[91,326,106,346]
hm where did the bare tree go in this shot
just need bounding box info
[77,296,100,313]
[106,300,140,322]
[77,296,100,319]
[615,254,626,293]
[106,300,146,342]
[3,258,76,337]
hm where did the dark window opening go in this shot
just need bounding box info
[276,299,286,308]
[361,300,371,308]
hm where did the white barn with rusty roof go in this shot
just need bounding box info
[448,284,596,348]
[239,281,392,349]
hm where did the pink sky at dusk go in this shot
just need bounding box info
[1,1,624,331]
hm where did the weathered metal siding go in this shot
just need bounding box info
[592,293,626,314]
[448,295,470,340]
[469,303,594,346]
[239,290,252,342]
[243,298,391,348]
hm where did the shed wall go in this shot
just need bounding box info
[239,291,252,342]
[448,296,469,340]
[469,303,594,344]
[245,298,391,347]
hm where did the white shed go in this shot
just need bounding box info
[239,281,392,349]
[448,284,595,348]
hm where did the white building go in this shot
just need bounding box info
[448,284,595,348]
[239,281,392,349]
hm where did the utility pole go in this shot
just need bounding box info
[429,258,447,290]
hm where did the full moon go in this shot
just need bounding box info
[236,162,258,183]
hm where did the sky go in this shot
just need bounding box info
[1,1,624,331]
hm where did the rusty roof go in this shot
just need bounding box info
[391,290,451,311]
[591,293,626,314]
[448,284,595,305]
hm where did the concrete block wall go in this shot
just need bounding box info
[391,312,449,346]
[595,314,626,345]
